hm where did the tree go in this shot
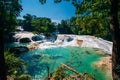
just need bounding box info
[31,17,56,34]
[75,0,120,79]
[110,0,120,79]
[23,14,36,31]
[57,20,72,34]
[0,0,22,36]
[69,17,78,34]
[17,19,23,26]
[75,0,111,39]
[0,0,22,79]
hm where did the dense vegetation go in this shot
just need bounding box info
[0,0,22,79]
[5,52,23,77]
[0,0,23,43]
[4,51,32,80]
[17,14,56,35]
[17,13,111,40]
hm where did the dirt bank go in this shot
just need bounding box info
[93,56,112,80]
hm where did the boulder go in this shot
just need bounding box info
[67,37,73,42]
[19,38,31,43]
[9,46,29,54]
[77,40,83,46]
[32,35,43,41]
[27,43,39,50]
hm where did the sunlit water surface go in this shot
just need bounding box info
[19,46,111,80]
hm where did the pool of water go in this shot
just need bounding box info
[4,42,29,50]
[19,46,110,80]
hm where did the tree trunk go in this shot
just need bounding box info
[0,33,7,80]
[0,29,7,80]
[0,1,7,80]
[110,0,120,80]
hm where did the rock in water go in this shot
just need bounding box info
[67,37,73,42]
[27,42,39,50]
[9,46,29,54]
[19,38,31,43]
[32,35,43,41]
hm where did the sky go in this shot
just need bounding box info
[18,0,76,23]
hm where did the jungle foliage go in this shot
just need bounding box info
[4,51,32,79]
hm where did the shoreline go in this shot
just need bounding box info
[93,56,112,80]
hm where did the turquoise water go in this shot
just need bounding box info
[20,46,109,80]
[4,42,29,50]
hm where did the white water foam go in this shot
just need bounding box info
[39,34,112,54]
[13,32,113,54]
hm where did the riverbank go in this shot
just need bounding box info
[93,55,112,80]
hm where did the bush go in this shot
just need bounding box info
[52,67,69,80]
[4,51,26,77]
[17,74,32,80]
